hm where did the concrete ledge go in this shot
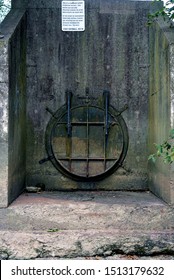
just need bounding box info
[0,191,174,259]
[1,229,174,259]
[0,9,26,38]
[11,0,155,10]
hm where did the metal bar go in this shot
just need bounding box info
[103,90,110,137]
[66,90,72,171]
[103,111,106,171]
[103,90,110,171]
[57,157,117,161]
[39,155,54,164]
[56,122,117,125]
[86,99,89,177]
[117,104,128,115]
[46,107,57,118]
[66,90,72,137]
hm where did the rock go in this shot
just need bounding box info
[26,186,42,193]
[26,183,45,193]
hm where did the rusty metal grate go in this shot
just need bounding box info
[40,90,129,181]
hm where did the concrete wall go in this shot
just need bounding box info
[0,9,26,207]
[22,0,154,191]
[149,18,174,205]
[2,0,173,203]
[0,37,8,206]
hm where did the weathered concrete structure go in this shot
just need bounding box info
[0,0,174,260]
[25,0,151,191]
[0,10,26,207]
[149,18,174,204]
[0,0,174,207]
[0,191,174,259]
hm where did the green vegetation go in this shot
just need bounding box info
[149,130,174,164]
[148,0,174,25]
[47,228,60,232]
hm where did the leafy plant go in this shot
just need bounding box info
[47,228,60,232]
[148,0,174,26]
[148,2,174,165]
[148,129,174,164]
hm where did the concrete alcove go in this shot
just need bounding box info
[0,0,174,207]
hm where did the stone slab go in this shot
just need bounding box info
[0,191,174,259]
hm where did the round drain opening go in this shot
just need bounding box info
[45,104,128,181]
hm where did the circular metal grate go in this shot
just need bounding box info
[44,99,129,181]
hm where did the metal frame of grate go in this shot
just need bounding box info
[40,91,129,181]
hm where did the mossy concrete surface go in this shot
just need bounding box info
[0,191,174,259]
[148,18,174,205]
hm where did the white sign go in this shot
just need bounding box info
[62,1,85,31]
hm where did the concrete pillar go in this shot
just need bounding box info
[149,18,174,205]
[0,37,8,206]
[0,9,26,207]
